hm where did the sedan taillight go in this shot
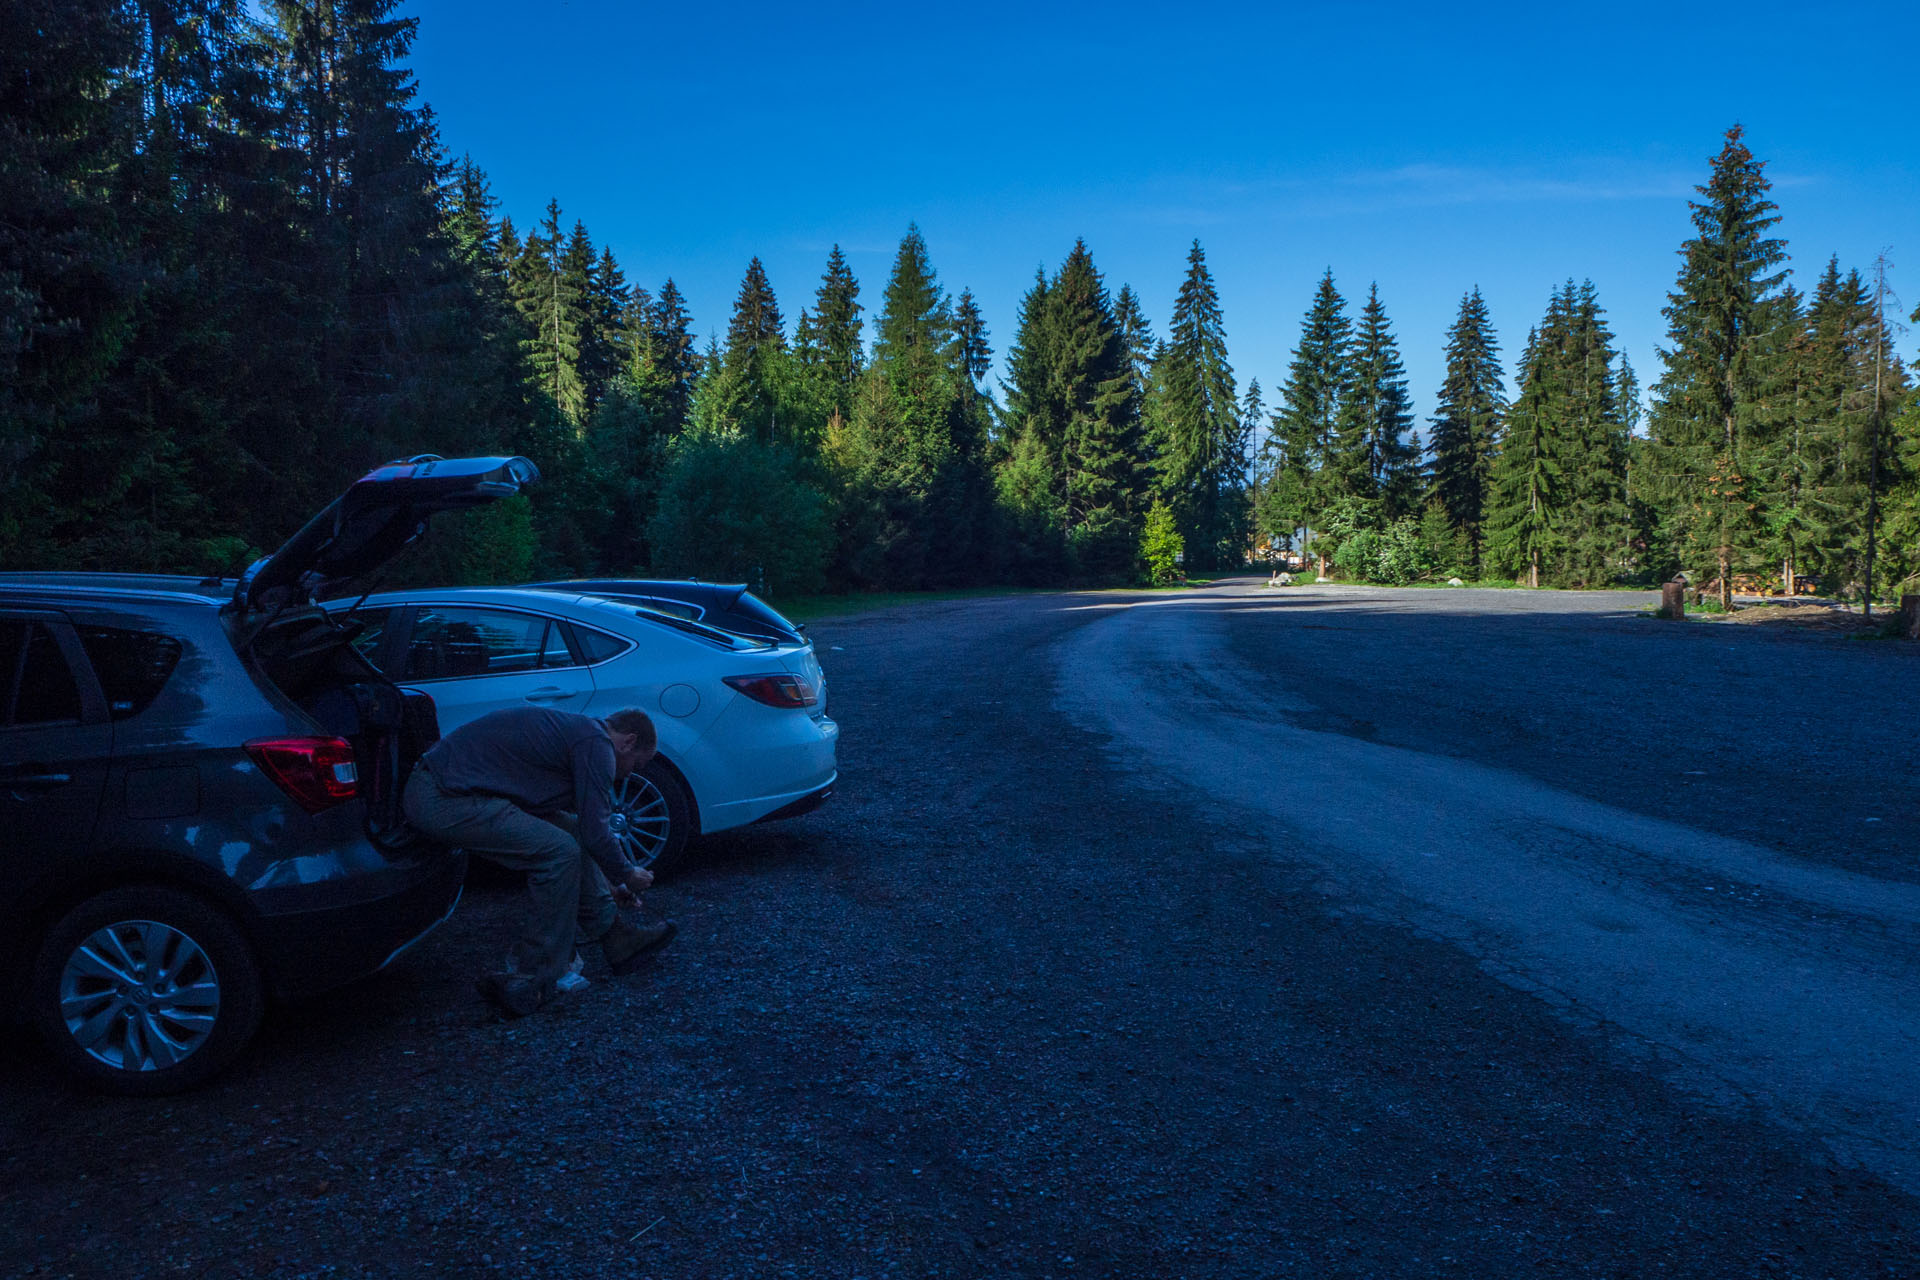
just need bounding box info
[244,736,359,812]
[723,673,818,709]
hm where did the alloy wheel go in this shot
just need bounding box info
[610,770,674,868]
[58,920,222,1072]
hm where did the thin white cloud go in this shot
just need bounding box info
[1117,159,1780,224]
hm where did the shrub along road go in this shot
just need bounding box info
[1,579,1915,1277]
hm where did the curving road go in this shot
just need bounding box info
[4,576,1916,1277]
[1058,580,1920,1197]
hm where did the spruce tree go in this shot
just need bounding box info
[1274,271,1353,574]
[1053,242,1141,577]
[1556,281,1632,585]
[580,241,628,415]
[726,256,785,356]
[954,288,992,392]
[1149,240,1242,569]
[1485,328,1564,587]
[1648,125,1789,608]
[999,267,1067,576]
[1799,260,1886,593]
[844,225,984,587]
[1748,284,1827,594]
[1114,285,1156,392]
[511,198,588,424]
[814,245,864,414]
[643,279,698,437]
[708,256,787,443]
[1335,283,1417,516]
[1426,287,1505,565]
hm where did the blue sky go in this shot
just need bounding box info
[401,0,1918,436]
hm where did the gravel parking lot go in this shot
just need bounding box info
[2,580,1915,1278]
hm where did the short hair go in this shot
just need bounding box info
[604,707,657,756]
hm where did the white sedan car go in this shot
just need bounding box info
[326,587,837,872]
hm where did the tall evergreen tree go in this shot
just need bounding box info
[1555,281,1632,585]
[1647,124,1789,608]
[579,240,628,414]
[813,245,863,415]
[1479,282,1630,586]
[1485,328,1564,587]
[1425,287,1505,564]
[1334,283,1417,516]
[703,256,787,443]
[1273,271,1353,573]
[841,225,983,587]
[639,278,698,437]
[954,288,992,393]
[510,198,588,424]
[1148,240,1242,569]
[1049,242,1141,576]
[1748,283,1826,594]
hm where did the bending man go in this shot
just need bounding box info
[404,705,677,1017]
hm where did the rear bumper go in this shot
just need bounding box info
[704,768,838,832]
[252,848,468,999]
[752,781,835,825]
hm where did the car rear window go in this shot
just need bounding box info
[77,626,184,720]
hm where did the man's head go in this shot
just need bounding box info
[604,707,658,777]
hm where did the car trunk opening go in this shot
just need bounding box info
[241,610,437,847]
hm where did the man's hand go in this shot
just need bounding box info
[613,865,654,904]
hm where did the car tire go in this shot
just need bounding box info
[29,885,265,1096]
[613,756,693,876]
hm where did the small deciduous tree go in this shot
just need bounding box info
[1141,502,1184,585]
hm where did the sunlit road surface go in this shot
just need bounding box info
[1058,581,1920,1195]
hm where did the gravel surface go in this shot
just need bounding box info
[1,581,1915,1278]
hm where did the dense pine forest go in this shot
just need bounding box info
[5,2,1916,603]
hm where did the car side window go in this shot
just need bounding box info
[2,620,83,726]
[570,624,629,665]
[76,626,183,720]
[400,607,573,680]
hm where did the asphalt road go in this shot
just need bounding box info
[1,579,1915,1278]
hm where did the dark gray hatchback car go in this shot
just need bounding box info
[0,455,536,1094]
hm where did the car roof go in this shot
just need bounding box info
[528,579,747,609]
[339,586,781,649]
[0,573,230,608]
[336,586,599,609]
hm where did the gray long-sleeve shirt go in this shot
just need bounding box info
[418,707,629,879]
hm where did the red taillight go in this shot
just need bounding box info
[722,673,818,709]
[244,736,359,813]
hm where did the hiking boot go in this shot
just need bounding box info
[603,919,678,975]
[475,971,551,1019]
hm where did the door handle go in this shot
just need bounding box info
[523,687,574,703]
[4,772,72,790]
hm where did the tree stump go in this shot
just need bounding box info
[1660,581,1686,620]
[1901,595,1920,640]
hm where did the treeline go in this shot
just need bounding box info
[5,6,1918,601]
[1256,128,1916,603]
